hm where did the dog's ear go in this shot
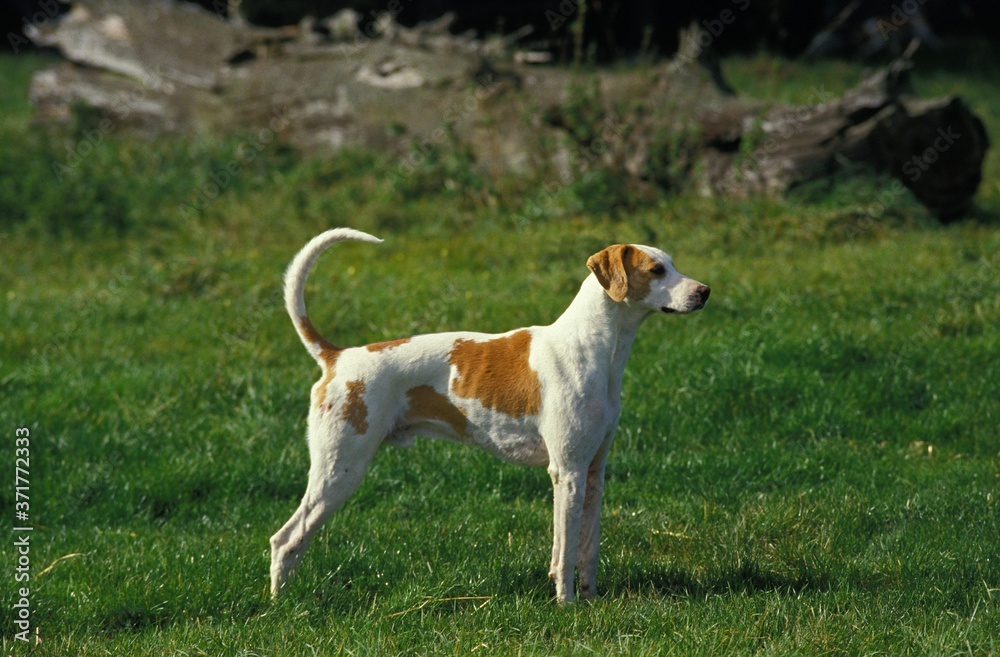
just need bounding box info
[587,245,630,302]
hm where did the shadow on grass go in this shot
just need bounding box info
[280,559,833,613]
[606,559,833,600]
[98,604,168,635]
[97,596,269,637]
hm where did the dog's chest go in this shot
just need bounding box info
[467,417,550,466]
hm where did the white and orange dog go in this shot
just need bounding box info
[270,228,710,602]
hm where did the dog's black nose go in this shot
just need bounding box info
[696,285,711,302]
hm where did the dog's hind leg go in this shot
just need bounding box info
[269,426,379,596]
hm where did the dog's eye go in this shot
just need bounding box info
[650,264,666,276]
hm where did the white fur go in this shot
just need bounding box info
[270,229,710,602]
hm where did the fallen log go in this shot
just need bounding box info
[26,1,989,220]
[686,58,989,218]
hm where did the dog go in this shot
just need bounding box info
[270,228,710,602]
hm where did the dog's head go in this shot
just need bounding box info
[587,244,709,315]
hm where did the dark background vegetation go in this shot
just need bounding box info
[5,0,1000,59]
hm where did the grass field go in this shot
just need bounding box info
[1,51,998,655]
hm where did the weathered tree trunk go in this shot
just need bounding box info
[26,1,989,220]
[686,59,989,218]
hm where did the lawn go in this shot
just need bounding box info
[0,52,997,655]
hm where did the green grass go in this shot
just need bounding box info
[1,52,998,655]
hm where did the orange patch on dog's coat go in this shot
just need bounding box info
[300,314,343,408]
[404,385,469,438]
[312,351,341,408]
[366,337,412,352]
[449,330,542,418]
[586,245,662,302]
[299,315,338,353]
[340,380,369,434]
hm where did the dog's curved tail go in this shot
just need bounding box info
[284,228,383,364]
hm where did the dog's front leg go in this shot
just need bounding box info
[576,442,610,601]
[547,464,588,603]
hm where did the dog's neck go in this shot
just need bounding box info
[548,275,654,388]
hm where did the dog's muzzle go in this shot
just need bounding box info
[662,285,711,314]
